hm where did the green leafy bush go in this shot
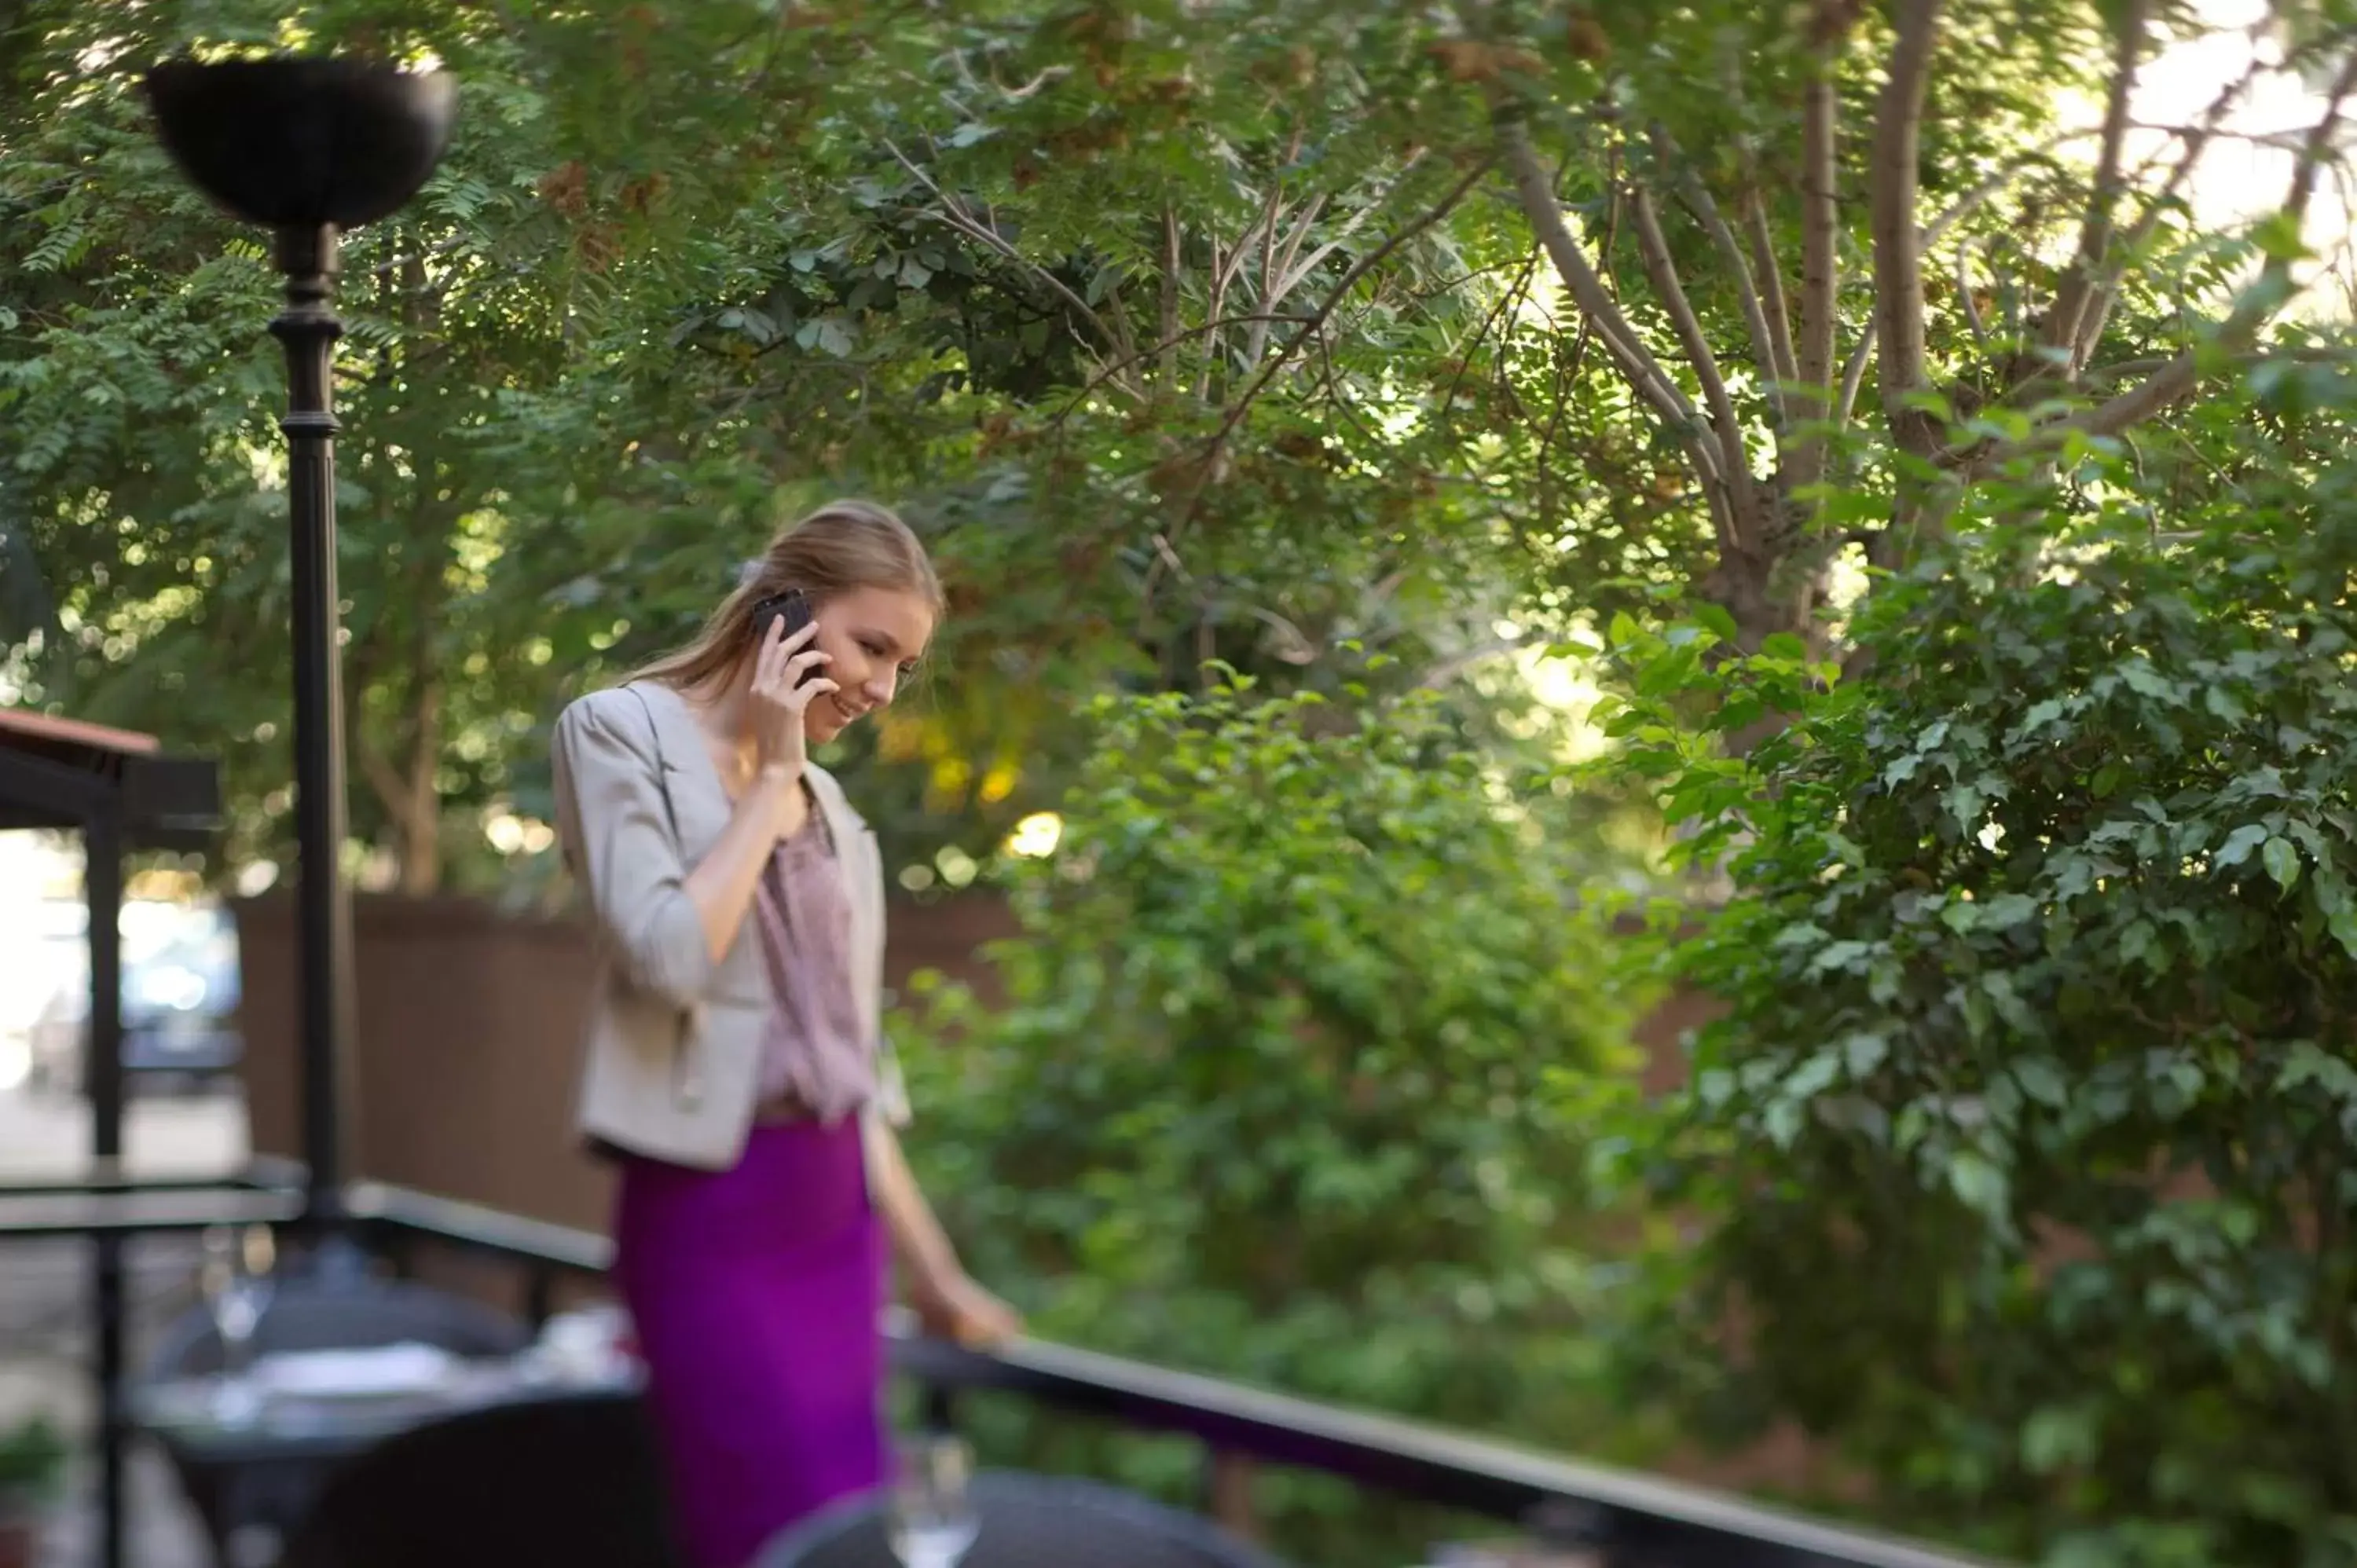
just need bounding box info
[899,672,1651,1558]
[1602,419,2357,1566]
[0,1415,66,1510]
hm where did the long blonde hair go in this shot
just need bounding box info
[629,499,941,693]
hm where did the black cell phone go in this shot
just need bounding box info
[748,588,816,685]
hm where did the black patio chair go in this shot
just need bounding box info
[277,1390,682,1568]
[757,1471,1290,1568]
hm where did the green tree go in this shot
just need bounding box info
[1600,381,2357,1564]
[2,0,1539,889]
[1468,0,2357,654]
[2,3,608,888]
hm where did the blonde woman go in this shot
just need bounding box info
[551,500,1018,1568]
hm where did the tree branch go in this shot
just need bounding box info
[2003,46,2357,453]
[1197,226,1228,404]
[1268,152,1427,305]
[1244,156,1434,368]
[2042,0,2149,366]
[355,730,409,833]
[1495,112,1710,452]
[883,137,1139,391]
[1739,181,1798,390]
[397,668,443,894]
[2047,354,2200,441]
[1268,192,1328,306]
[1159,202,1182,393]
[1631,169,1758,546]
[1837,310,1876,427]
[1215,185,1282,307]
[1439,247,1542,418]
[2073,50,2267,367]
[2081,346,2357,382]
[1956,235,1990,354]
[1871,0,1945,451]
[1099,271,1143,369]
[1663,126,1787,433]
[1916,132,2075,250]
[1241,182,1285,371]
[1791,57,1840,488]
[1309,317,1387,451]
[1417,636,1526,689]
[1204,156,1498,456]
[1808,0,1871,47]
[1052,313,1316,427]
[1141,154,1501,610]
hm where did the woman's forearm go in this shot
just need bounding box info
[873,1123,960,1293]
[683,766,806,965]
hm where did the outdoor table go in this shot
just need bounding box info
[130,1344,640,1566]
[755,1471,1288,1568]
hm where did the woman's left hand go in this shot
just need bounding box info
[914,1273,1023,1350]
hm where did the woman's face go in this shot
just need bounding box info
[801,584,936,746]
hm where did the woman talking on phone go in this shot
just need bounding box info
[550,500,1020,1568]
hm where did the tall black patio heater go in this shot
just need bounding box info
[143,59,456,1233]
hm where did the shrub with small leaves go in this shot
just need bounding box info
[897,672,1651,1558]
[1600,412,2357,1567]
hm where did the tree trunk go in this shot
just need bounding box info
[396,672,442,896]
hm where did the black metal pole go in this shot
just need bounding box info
[269,223,360,1235]
[83,811,127,1568]
[86,816,125,1169]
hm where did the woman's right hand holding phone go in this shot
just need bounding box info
[749,615,834,799]
[675,614,836,962]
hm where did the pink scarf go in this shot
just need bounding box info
[749,817,875,1123]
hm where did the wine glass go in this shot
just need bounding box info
[887,1433,980,1568]
[201,1224,277,1425]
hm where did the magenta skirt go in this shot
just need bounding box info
[614,1120,889,1568]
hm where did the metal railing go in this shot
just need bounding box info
[0,1166,2003,1568]
[352,1178,1994,1568]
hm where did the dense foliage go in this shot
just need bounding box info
[9,1,2357,1562]
[1603,390,2357,1566]
[898,676,1651,1558]
[18,1,2338,887]
[1,0,1524,891]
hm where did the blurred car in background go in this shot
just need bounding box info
[27,903,242,1097]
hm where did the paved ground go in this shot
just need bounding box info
[2,1083,247,1567]
[0,1087,249,1185]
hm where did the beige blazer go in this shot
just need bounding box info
[548,680,907,1174]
